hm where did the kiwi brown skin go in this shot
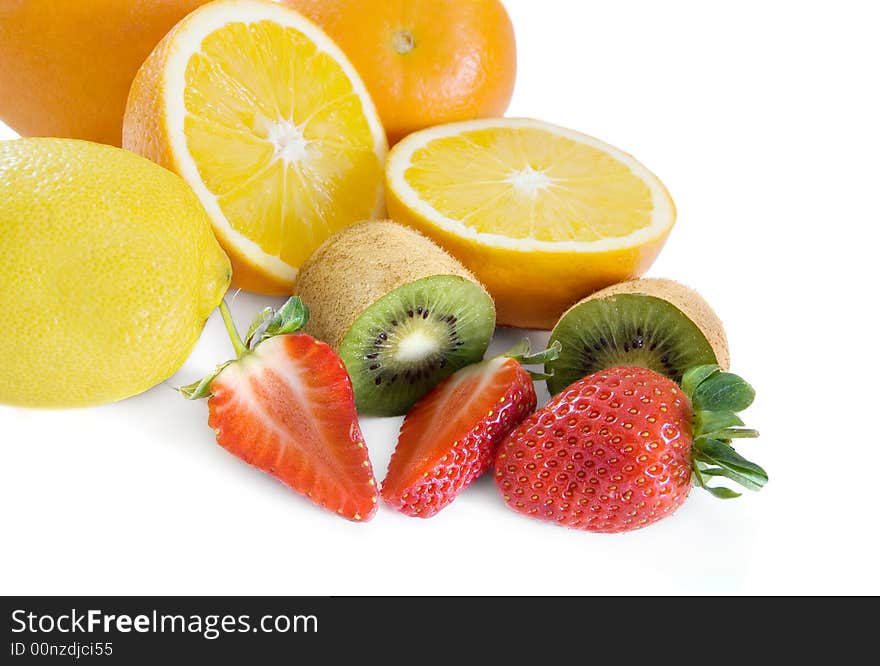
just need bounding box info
[295,220,490,348]
[576,278,729,370]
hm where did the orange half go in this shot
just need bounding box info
[124,0,387,293]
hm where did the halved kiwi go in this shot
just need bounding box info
[546,278,729,394]
[294,221,496,415]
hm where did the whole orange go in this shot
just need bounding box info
[286,0,517,144]
[0,0,210,146]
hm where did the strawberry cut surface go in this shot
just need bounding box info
[382,356,537,517]
[208,334,378,521]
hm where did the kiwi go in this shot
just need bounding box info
[546,278,729,394]
[294,221,496,416]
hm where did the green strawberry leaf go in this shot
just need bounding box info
[504,339,562,380]
[692,371,755,412]
[263,297,309,340]
[695,409,744,435]
[244,307,274,348]
[708,427,760,440]
[178,361,232,400]
[520,339,562,365]
[695,461,764,492]
[240,297,311,349]
[505,339,562,365]
[503,339,531,358]
[694,437,768,491]
[692,461,707,487]
[704,485,742,499]
[683,363,767,499]
[682,364,721,397]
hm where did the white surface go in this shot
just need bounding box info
[1,0,877,596]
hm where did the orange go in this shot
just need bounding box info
[286,0,517,144]
[0,0,210,146]
[386,118,676,330]
[123,0,387,295]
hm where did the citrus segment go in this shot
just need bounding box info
[124,0,387,294]
[386,118,676,329]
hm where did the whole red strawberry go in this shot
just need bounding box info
[495,365,765,533]
[182,298,378,522]
[382,340,559,518]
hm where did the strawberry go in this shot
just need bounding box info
[495,365,766,533]
[181,298,378,522]
[382,340,559,518]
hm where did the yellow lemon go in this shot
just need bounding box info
[0,138,231,408]
[386,118,676,329]
[123,0,387,295]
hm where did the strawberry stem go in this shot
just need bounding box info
[219,300,247,359]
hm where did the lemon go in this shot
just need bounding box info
[0,138,231,408]
[386,118,676,329]
[123,0,387,295]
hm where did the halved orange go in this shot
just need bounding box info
[386,118,676,329]
[123,0,387,294]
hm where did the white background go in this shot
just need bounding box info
[1,0,878,595]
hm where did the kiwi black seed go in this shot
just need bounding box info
[545,278,729,394]
[293,221,496,416]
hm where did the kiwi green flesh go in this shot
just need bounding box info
[338,275,496,416]
[545,293,719,395]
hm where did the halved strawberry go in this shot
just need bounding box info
[381,341,559,518]
[181,298,377,522]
